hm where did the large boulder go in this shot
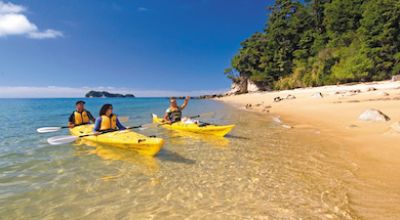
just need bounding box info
[227,79,270,95]
[311,92,323,99]
[247,80,259,92]
[248,80,271,92]
[391,75,400,81]
[358,109,390,122]
[226,81,242,95]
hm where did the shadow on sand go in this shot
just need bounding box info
[225,134,250,140]
[158,148,196,165]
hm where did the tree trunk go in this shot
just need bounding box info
[237,76,248,94]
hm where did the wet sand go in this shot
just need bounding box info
[217,80,400,219]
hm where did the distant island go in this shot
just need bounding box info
[85,90,135,98]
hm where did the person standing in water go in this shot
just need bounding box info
[93,104,126,132]
[163,96,190,124]
[68,100,96,128]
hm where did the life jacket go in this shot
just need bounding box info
[100,114,117,131]
[168,107,182,122]
[74,110,90,125]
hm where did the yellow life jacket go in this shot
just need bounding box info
[100,114,117,131]
[74,110,90,125]
[167,107,182,122]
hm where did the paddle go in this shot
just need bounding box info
[37,126,69,133]
[156,112,216,126]
[47,125,144,146]
[37,116,130,133]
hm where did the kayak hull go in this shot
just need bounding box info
[70,125,163,156]
[152,114,234,137]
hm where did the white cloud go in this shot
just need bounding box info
[137,7,148,12]
[0,86,228,98]
[28,29,63,39]
[0,1,62,39]
[0,1,25,14]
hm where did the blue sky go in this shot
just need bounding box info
[0,0,271,97]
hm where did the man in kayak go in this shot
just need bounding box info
[94,104,126,132]
[163,96,191,124]
[68,100,96,128]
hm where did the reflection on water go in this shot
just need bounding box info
[0,98,399,219]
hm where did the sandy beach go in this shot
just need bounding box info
[217,80,400,163]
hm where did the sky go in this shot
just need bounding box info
[0,0,271,97]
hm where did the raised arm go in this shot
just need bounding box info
[180,96,190,110]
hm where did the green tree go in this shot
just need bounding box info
[225,0,400,91]
[359,0,400,79]
[324,0,364,46]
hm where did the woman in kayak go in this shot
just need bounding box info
[93,104,126,132]
[163,96,190,124]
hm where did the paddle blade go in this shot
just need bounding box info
[37,127,63,133]
[47,135,78,145]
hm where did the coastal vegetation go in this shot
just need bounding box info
[225,0,400,93]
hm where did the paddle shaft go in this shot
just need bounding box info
[79,125,142,138]
[158,114,214,126]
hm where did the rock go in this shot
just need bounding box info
[226,81,242,95]
[343,89,362,97]
[286,94,296,100]
[377,91,389,96]
[358,109,390,122]
[274,97,283,102]
[282,124,293,129]
[247,80,271,92]
[391,75,400,81]
[262,108,270,113]
[247,80,260,92]
[272,116,282,124]
[311,92,323,99]
[262,105,271,112]
[367,87,377,92]
[199,94,224,99]
[348,124,358,128]
[227,79,270,95]
[391,122,400,133]
[85,90,135,98]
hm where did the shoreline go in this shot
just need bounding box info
[216,80,400,162]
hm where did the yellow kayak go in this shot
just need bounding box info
[70,124,163,156]
[152,114,234,137]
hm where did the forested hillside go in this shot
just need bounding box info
[225,0,400,93]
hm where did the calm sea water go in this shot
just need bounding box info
[0,98,398,219]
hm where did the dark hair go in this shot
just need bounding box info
[99,104,113,116]
[76,100,86,105]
